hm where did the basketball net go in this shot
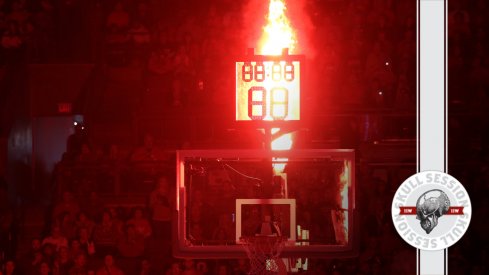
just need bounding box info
[241,236,287,275]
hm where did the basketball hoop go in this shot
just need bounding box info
[240,236,287,275]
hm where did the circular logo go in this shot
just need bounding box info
[391,171,471,251]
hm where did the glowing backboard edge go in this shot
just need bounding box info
[173,149,358,259]
[234,54,305,127]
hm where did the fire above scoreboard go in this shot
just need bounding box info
[235,51,303,122]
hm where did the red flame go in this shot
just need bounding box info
[258,0,297,55]
[258,1,298,173]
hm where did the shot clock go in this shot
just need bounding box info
[236,49,303,122]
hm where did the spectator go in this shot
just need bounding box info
[95,254,124,275]
[108,207,124,235]
[42,226,68,251]
[75,212,95,237]
[59,212,77,240]
[38,262,52,275]
[81,192,105,222]
[165,261,182,275]
[66,124,89,161]
[93,211,120,256]
[69,239,83,260]
[1,21,23,51]
[128,21,151,46]
[68,253,88,275]
[105,144,125,167]
[153,22,177,51]
[131,134,167,161]
[76,178,96,198]
[93,146,105,163]
[106,2,129,30]
[6,0,30,25]
[172,45,194,106]
[21,251,44,274]
[32,0,55,61]
[133,1,153,29]
[148,176,172,241]
[1,260,16,275]
[52,191,80,221]
[53,246,73,275]
[0,0,6,23]
[19,238,42,266]
[105,6,130,68]
[147,47,174,104]
[126,208,152,238]
[181,259,198,275]
[195,261,209,275]
[128,21,151,66]
[41,243,56,267]
[170,76,184,107]
[76,144,96,164]
[117,224,145,258]
[174,44,193,74]
[78,227,96,257]
[215,263,230,275]
[232,259,248,275]
[138,258,157,275]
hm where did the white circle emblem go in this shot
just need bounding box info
[391,171,471,250]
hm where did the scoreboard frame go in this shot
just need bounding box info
[235,49,305,129]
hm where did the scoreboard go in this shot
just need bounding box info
[236,51,302,122]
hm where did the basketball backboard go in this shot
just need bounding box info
[174,149,357,258]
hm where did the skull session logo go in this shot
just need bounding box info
[416,189,451,234]
[391,171,471,250]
